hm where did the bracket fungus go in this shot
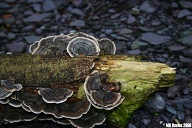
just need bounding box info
[98,38,116,55]
[0,79,22,100]
[32,36,56,54]
[84,70,124,110]
[67,37,100,57]
[69,110,106,128]
[53,34,70,55]
[38,88,73,104]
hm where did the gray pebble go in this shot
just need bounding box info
[42,0,56,12]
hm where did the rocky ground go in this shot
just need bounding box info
[0,0,192,128]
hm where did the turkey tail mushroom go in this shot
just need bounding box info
[53,34,70,55]
[38,88,73,104]
[98,38,116,55]
[69,110,106,128]
[67,37,100,57]
[84,70,124,110]
[0,79,22,100]
[32,36,56,54]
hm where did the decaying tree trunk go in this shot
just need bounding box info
[0,54,176,127]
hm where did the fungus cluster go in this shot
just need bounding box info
[29,32,116,57]
[0,32,124,128]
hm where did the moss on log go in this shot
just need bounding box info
[0,54,176,127]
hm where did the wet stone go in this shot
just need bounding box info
[156,57,166,63]
[131,8,140,15]
[128,123,137,128]
[70,8,85,16]
[145,95,165,112]
[27,0,44,3]
[69,20,85,27]
[127,49,141,55]
[127,14,136,24]
[168,45,186,52]
[32,3,41,12]
[3,16,15,24]
[166,105,177,114]
[110,13,121,19]
[119,28,133,35]
[23,13,52,22]
[167,86,179,98]
[22,25,35,31]
[42,0,56,12]
[24,35,42,44]
[183,48,192,57]
[151,20,161,26]
[141,32,171,45]
[6,41,26,52]
[139,0,158,13]
[177,9,192,18]
[131,40,150,50]
[180,35,192,47]
[142,119,150,125]
[105,29,113,34]
[178,1,192,9]
[7,33,16,40]
[0,32,6,38]
[115,41,126,51]
[179,57,192,63]
[0,3,10,9]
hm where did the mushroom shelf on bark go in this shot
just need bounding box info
[0,54,176,127]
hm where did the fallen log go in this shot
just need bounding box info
[0,54,176,127]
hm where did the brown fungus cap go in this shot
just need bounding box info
[68,32,98,45]
[8,98,22,108]
[29,41,39,53]
[53,98,91,119]
[84,70,124,110]
[16,88,91,119]
[38,88,73,104]
[84,70,102,95]
[0,79,22,99]
[67,37,100,57]
[3,105,37,123]
[69,110,106,128]
[32,36,56,54]
[0,98,9,104]
[89,90,125,110]
[98,38,116,55]
[53,34,70,55]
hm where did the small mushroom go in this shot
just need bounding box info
[0,79,22,99]
[69,32,99,45]
[84,70,124,110]
[32,36,56,54]
[0,98,9,104]
[98,38,116,55]
[4,105,37,123]
[89,90,125,110]
[29,41,39,53]
[8,98,22,108]
[69,110,106,128]
[53,34,70,55]
[21,103,31,112]
[51,117,70,125]
[67,37,100,57]
[38,88,73,104]
[4,111,21,123]
[84,70,102,95]
[53,98,91,119]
